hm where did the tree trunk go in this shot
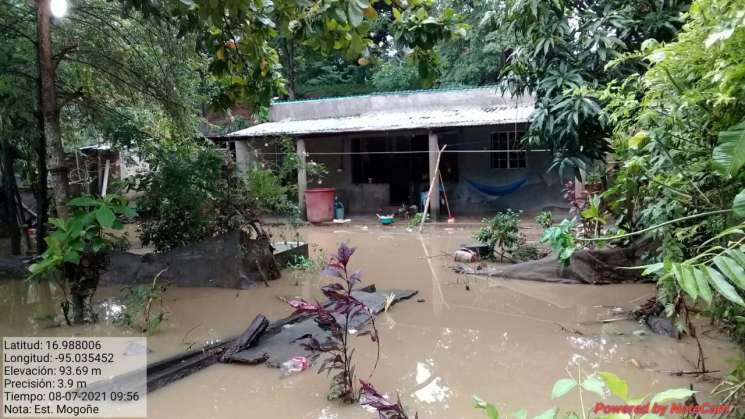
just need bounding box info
[35,0,70,219]
[1,139,21,255]
[65,253,105,324]
[34,106,49,253]
[279,38,296,100]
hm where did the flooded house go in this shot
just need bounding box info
[222,87,565,218]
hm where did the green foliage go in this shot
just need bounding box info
[539,218,577,268]
[28,195,134,280]
[599,0,745,345]
[127,0,464,109]
[535,211,554,229]
[646,225,745,309]
[475,369,695,418]
[500,0,688,170]
[370,60,421,91]
[408,212,427,230]
[437,0,510,87]
[713,355,745,411]
[580,195,608,239]
[245,168,298,217]
[474,210,523,262]
[133,142,261,251]
[116,275,167,334]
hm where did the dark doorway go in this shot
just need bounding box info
[350,132,459,207]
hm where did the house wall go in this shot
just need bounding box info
[299,126,567,215]
[451,126,566,213]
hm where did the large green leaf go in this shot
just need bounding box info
[734,189,745,218]
[727,248,745,268]
[95,207,116,229]
[473,395,499,419]
[692,267,713,305]
[599,371,628,401]
[713,255,745,289]
[533,408,557,419]
[705,267,745,306]
[712,120,745,177]
[68,196,102,208]
[672,264,698,300]
[551,378,577,399]
[581,376,605,397]
[511,409,528,419]
[649,388,695,405]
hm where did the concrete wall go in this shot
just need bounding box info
[296,126,567,214]
[450,126,566,213]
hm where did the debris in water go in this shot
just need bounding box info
[280,356,309,377]
[454,248,479,263]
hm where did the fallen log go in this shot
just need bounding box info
[454,238,655,284]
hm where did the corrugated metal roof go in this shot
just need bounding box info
[228,104,532,138]
[225,87,534,138]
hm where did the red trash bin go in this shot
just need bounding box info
[304,188,335,223]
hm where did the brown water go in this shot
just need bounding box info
[1,224,740,418]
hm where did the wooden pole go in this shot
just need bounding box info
[419,144,447,233]
[297,138,306,220]
[427,131,440,220]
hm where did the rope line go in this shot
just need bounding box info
[245,149,548,156]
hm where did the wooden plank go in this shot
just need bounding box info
[420,143,447,233]
[146,314,268,392]
[427,131,440,221]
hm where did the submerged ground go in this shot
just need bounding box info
[0,222,739,418]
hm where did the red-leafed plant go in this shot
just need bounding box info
[359,380,416,419]
[287,243,380,403]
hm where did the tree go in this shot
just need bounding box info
[499,0,688,174]
[36,0,71,218]
[1,0,209,224]
[437,0,512,87]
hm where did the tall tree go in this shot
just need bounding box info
[499,0,689,174]
[36,0,71,218]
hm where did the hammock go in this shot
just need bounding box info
[465,176,529,197]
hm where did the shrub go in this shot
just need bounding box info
[115,269,168,334]
[28,194,135,324]
[133,142,263,251]
[539,218,577,268]
[245,167,298,217]
[473,210,523,262]
[475,368,696,419]
[287,243,379,403]
[535,211,554,229]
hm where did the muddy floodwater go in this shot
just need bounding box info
[1,224,740,418]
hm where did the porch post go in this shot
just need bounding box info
[235,140,252,174]
[297,138,307,220]
[428,130,440,221]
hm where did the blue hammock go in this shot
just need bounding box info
[465,176,529,197]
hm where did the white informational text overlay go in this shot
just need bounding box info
[2,337,147,417]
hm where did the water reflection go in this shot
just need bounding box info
[412,361,452,404]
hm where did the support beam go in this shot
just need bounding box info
[428,130,440,221]
[235,141,252,174]
[297,138,307,220]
